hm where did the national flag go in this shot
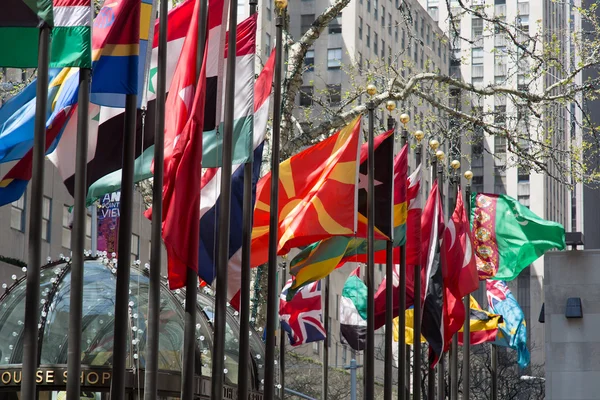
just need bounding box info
[471,192,566,280]
[250,117,361,267]
[487,280,530,368]
[0,68,80,205]
[0,0,54,68]
[287,133,398,295]
[279,279,326,346]
[339,268,367,351]
[420,182,445,366]
[48,0,194,201]
[50,0,93,68]
[200,49,274,310]
[457,296,502,345]
[90,0,154,107]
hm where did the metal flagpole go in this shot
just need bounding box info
[66,67,91,400]
[20,25,50,400]
[144,0,169,397]
[365,84,378,400]
[384,102,396,400]
[211,0,240,396]
[463,170,473,400]
[397,111,410,400]
[110,94,138,399]
[323,275,330,400]
[449,160,461,400]
[435,150,445,400]
[264,1,287,398]
[91,205,98,256]
[412,129,424,400]
[238,0,258,396]
[280,266,287,399]
[491,344,498,400]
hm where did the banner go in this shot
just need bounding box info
[97,191,120,255]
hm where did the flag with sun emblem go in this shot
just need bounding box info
[470,193,566,281]
[250,117,361,267]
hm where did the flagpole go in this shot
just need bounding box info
[435,150,445,400]
[384,102,396,400]
[412,130,424,400]
[21,25,51,400]
[365,84,378,400]
[397,112,410,400]
[463,170,473,400]
[280,266,287,399]
[491,344,498,400]
[323,274,330,400]
[66,67,91,400]
[449,160,461,400]
[264,1,287,398]
[144,0,168,398]
[238,0,258,397]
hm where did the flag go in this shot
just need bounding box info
[200,49,274,310]
[0,0,54,67]
[339,268,367,351]
[487,280,530,368]
[250,117,361,267]
[397,307,425,345]
[48,0,194,201]
[90,0,154,107]
[279,279,326,346]
[471,192,566,280]
[0,68,80,206]
[420,182,445,366]
[287,133,398,295]
[50,0,93,68]
[457,296,502,345]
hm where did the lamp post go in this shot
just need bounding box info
[365,83,377,400]
[412,128,424,400]
[463,169,473,400]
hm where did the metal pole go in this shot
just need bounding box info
[449,168,459,400]
[66,67,91,400]
[436,161,444,400]
[397,121,408,400]
[91,205,98,256]
[280,267,287,400]
[144,0,168,397]
[21,25,50,400]
[238,0,258,397]
[491,345,498,400]
[365,98,376,400]
[264,5,285,399]
[413,141,423,400]
[384,114,395,400]
[350,359,358,400]
[110,93,137,400]
[463,181,472,400]
[323,275,330,400]
[211,0,239,397]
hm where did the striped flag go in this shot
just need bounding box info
[200,49,275,308]
[51,0,93,68]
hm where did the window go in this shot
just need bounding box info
[266,0,272,21]
[42,196,51,241]
[299,86,313,106]
[472,17,483,42]
[381,39,385,58]
[374,0,378,19]
[495,46,507,76]
[342,345,348,364]
[388,13,392,35]
[357,52,363,71]
[426,24,431,45]
[329,22,342,34]
[301,14,315,35]
[336,294,340,319]
[413,42,418,61]
[420,49,424,69]
[62,205,71,249]
[381,6,385,27]
[11,193,26,231]
[327,48,342,69]
[313,341,320,355]
[265,33,271,57]
[420,17,424,37]
[131,233,140,260]
[305,49,314,71]
[359,17,363,39]
[395,23,399,42]
[367,0,371,12]
[374,32,378,55]
[367,25,371,48]
[414,15,418,36]
[401,28,405,48]
[472,47,484,78]
[327,84,341,104]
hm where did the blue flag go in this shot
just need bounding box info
[487,280,530,369]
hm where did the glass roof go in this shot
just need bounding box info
[0,259,264,386]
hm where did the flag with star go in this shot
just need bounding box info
[250,117,362,268]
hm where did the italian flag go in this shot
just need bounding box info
[51,0,93,68]
[339,268,367,351]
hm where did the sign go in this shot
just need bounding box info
[97,192,120,255]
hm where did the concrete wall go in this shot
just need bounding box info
[545,250,600,400]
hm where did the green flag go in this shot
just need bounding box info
[0,0,54,68]
[471,192,566,280]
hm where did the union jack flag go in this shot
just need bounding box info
[279,279,326,346]
[486,280,511,313]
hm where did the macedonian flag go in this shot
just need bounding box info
[250,117,361,267]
